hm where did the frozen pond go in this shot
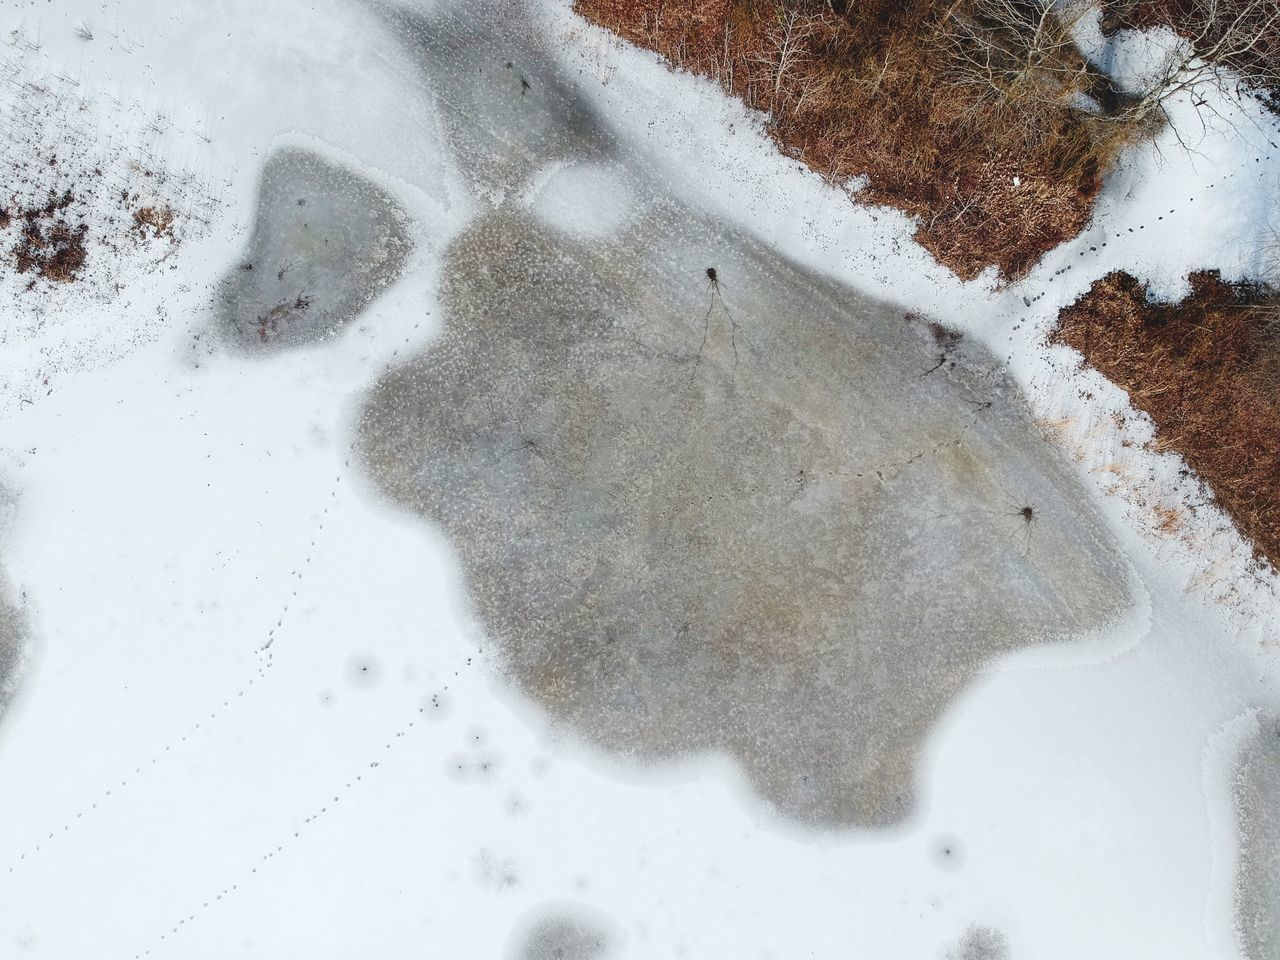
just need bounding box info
[0,573,26,723]
[356,0,1131,828]
[0,0,1277,956]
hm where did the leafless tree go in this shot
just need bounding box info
[935,0,1280,151]
[933,0,1097,121]
[1109,0,1280,127]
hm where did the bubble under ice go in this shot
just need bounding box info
[216,146,411,351]
[1233,713,1280,959]
[354,1,1133,827]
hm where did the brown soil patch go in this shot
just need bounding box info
[575,0,1136,280]
[1055,270,1280,570]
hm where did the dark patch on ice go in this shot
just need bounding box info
[507,904,616,960]
[946,925,1010,960]
[1233,712,1280,960]
[357,0,1132,828]
[0,573,30,725]
[356,204,1131,828]
[347,655,381,688]
[370,2,612,198]
[0,485,29,725]
[931,835,966,871]
[216,147,410,350]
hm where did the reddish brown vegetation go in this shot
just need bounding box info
[575,0,1127,279]
[8,189,88,283]
[132,204,175,240]
[1055,271,1280,569]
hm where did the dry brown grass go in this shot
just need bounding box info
[132,204,175,240]
[7,189,88,283]
[1054,270,1280,570]
[577,0,1147,279]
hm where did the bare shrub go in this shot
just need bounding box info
[933,0,1096,130]
[1103,0,1280,123]
[1055,270,1280,571]
[576,0,1125,279]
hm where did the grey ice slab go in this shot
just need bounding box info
[508,905,616,960]
[0,574,28,724]
[946,925,1011,960]
[371,0,612,198]
[355,0,1132,828]
[216,147,411,351]
[356,203,1131,828]
[1234,714,1280,960]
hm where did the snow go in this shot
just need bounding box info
[0,0,1277,958]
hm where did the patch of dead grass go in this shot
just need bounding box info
[8,189,88,283]
[576,0,1145,279]
[1055,270,1280,571]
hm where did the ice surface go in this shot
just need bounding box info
[0,484,27,721]
[945,925,1010,960]
[507,903,617,960]
[0,0,1277,955]
[0,573,27,722]
[371,0,615,200]
[357,1,1132,828]
[215,146,412,350]
[1233,713,1280,960]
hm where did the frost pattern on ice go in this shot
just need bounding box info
[356,0,1133,828]
[946,925,1010,960]
[215,147,412,351]
[1233,713,1280,960]
[507,904,617,960]
[0,484,28,723]
[0,573,28,724]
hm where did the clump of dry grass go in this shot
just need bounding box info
[577,0,1149,279]
[132,204,175,240]
[1054,270,1280,571]
[7,189,89,283]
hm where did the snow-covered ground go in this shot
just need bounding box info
[0,1,1278,958]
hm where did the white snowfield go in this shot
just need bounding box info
[0,1,1277,958]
